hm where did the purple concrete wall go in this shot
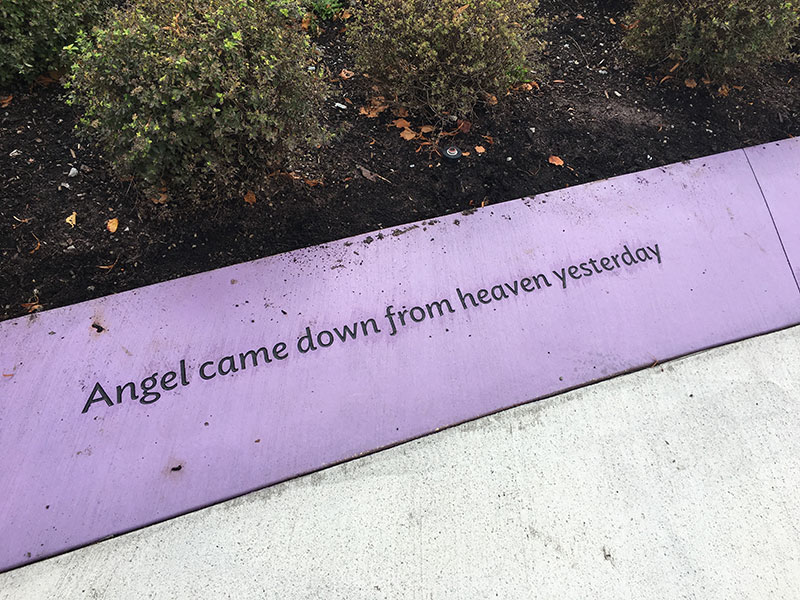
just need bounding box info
[1,142,799,572]
[744,137,800,289]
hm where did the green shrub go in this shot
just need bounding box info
[624,0,800,78]
[0,0,112,85]
[347,0,544,116]
[306,0,345,20]
[67,0,328,200]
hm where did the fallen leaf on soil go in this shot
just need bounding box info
[301,13,312,30]
[304,178,323,187]
[340,8,352,19]
[391,118,411,129]
[669,62,681,73]
[482,135,495,145]
[474,145,486,154]
[269,170,302,182]
[98,256,119,270]
[717,84,730,97]
[419,125,434,133]
[659,75,673,84]
[359,96,389,118]
[485,94,498,106]
[244,190,257,205]
[732,85,744,91]
[65,211,77,227]
[400,128,417,141]
[0,95,12,108]
[548,155,565,166]
[576,14,585,19]
[684,78,697,88]
[609,17,616,25]
[21,298,42,313]
[456,119,472,134]
[701,76,712,85]
[357,165,391,183]
[152,192,168,204]
[462,151,471,156]
[339,68,354,80]
[393,106,409,117]
[106,218,119,232]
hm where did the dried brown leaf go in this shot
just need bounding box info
[454,3,469,19]
[244,190,257,205]
[357,165,391,183]
[474,145,486,154]
[65,211,77,227]
[400,128,417,141]
[392,118,411,129]
[359,96,389,118]
[106,217,119,232]
[548,155,564,166]
[21,299,43,313]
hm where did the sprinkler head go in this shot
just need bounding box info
[443,145,462,160]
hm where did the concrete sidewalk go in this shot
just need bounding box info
[2,326,799,599]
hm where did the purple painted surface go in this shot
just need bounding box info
[1,144,800,572]
[744,137,800,289]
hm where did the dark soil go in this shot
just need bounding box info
[2,0,799,322]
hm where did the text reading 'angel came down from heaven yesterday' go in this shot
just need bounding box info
[80,241,662,414]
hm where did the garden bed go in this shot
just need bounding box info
[1,0,798,322]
